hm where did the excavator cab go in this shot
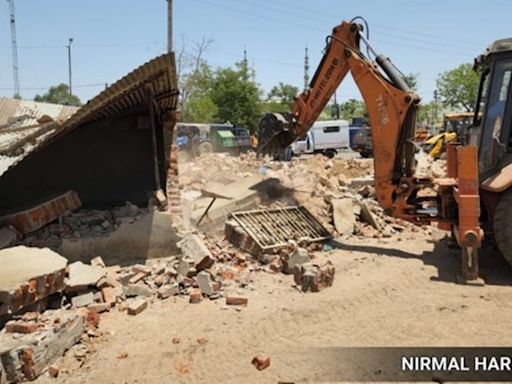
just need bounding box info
[471,38,512,265]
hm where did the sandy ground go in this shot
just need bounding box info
[34,235,512,384]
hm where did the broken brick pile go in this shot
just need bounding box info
[179,152,443,242]
[6,202,150,251]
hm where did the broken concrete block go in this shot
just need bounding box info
[358,201,380,230]
[293,261,335,292]
[226,296,248,306]
[331,198,356,236]
[90,256,106,268]
[177,234,212,264]
[0,226,17,249]
[157,284,179,299]
[251,353,270,370]
[123,284,153,298]
[127,299,148,315]
[66,262,105,292]
[132,264,151,275]
[283,247,310,274]
[177,259,191,276]
[87,303,111,313]
[196,272,214,296]
[0,310,84,383]
[71,292,94,308]
[0,246,67,315]
[350,176,374,188]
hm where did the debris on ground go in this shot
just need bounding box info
[251,353,271,370]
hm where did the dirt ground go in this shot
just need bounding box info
[35,235,512,384]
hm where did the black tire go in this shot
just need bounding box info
[494,189,512,265]
[324,149,336,158]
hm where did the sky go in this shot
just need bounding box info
[0,0,511,105]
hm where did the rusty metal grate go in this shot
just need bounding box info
[229,205,331,251]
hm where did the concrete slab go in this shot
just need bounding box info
[331,198,356,236]
[0,246,67,315]
[67,262,105,291]
[61,210,181,265]
[0,309,84,382]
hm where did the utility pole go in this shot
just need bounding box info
[7,0,20,98]
[167,0,173,52]
[304,45,309,91]
[67,38,73,95]
[433,89,439,128]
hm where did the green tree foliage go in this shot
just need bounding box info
[209,62,262,133]
[338,98,366,120]
[403,73,419,91]
[34,84,81,106]
[267,82,299,107]
[417,101,442,126]
[436,63,479,112]
[181,62,218,123]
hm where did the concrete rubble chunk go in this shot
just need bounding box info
[196,271,214,296]
[66,262,106,292]
[157,284,179,299]
[284,246,311,274]
[127,299,148,315]
[349,176,374,188]
[90,256,106,268]
[331,198,356,236]
[71,292,94,308]
[123,284,153,298]
[0,309,85,383]
[0,246,67,315]
[177,234,213,263]
[293,261,335,293]
[358,201,380,230]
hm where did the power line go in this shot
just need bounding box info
[0,83,105,91]
[260,0,482,47]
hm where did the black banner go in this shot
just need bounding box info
[281,347,512,382]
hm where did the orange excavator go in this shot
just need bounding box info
[257,17,483,283]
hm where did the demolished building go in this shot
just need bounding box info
[0,52,181,262]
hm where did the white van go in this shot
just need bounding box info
[291,119,350,157]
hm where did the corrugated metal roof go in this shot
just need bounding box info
[0,52,178,179]
[0,97,78,128]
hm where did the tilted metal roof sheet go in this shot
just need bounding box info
[0,52,178,178]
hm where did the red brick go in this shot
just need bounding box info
[101,287,117,305]
[251,354,270,370]
[226,296,248,306]
[128,272,147,284]
[5,320,40,334]
[189,288,202,304]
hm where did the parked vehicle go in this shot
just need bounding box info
[290,119,350,158]
[350,127,373,158]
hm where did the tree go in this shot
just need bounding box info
[338,98,366,120]
[209,62,262,133]
[267,82,299,107]
[403,73,419,91]
[34,84,81,106]
[437,63,479,112]
[176,36,214,113]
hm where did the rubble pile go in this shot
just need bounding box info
[180,152,445,242]
[14,202,150,250]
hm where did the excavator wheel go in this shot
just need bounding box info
[493,189,512,265]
